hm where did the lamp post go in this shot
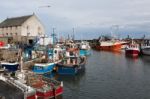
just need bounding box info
[37,5,51,45]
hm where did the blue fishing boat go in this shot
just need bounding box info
[79,41,91,56]
[57,64,78,75]
[33,28,65,74]
[79,49,91,56]
[57,56,86,75]
[33,46,63,74]
[56,46,86,75]
[33,43,62,74]
[33,61,56,74]
[0,62,19,72]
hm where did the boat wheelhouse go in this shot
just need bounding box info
[57,46,86,75]
[141,40,150,55]
[125,44,140,57]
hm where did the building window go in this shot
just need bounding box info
[38,32,41,36]
[27,26,29,30]
[27,33,30,36]
[6,33,8,36]
[38,27,41,31]
[10,26,12,30]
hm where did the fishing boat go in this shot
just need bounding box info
[57,47,86,75]
[94,36,122,51]
[42,77,63,99]
[0,65,5,73]
[80,41,91,50]
[16,55,63,99]
[33,29,64,74]
[95,41,122,51]
[79,41,91,56]
[26,74,63,99]
[141,40,150,55]
[0,74,36,99]
[0,61,19,72]
[33,61,55,74]
[33,60,61,74]
[57,57,86,75]
[0,48,20,72]
[125,41,140,57]
[33,47,62,74]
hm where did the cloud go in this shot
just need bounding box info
[0,0,150,39]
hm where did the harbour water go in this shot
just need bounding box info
[58,50,150,99]
[1,50,150,99]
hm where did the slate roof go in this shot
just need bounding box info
[0,15,33,28]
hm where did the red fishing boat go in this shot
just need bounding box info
[95,41,122,51]
[27,75,63,99]
[125,44,140,57]
[93,36,123,51]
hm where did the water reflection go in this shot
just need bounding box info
[58,71,85,82]
[44,71,86,87]
[141,55,150,63]
[94,50,123,55]
[45,50,150,99]
[1,50,150,99]
[125,55,139,62]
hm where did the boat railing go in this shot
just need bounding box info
[42,76,61,86]
[128,44,139,48]
[142,44,150,47]
[0,74,7,81]
[7,77,27,92]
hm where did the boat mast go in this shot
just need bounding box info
[72,28,75,40]
[111,25,119,40]
[51,28,57,61]
[52,28,56,45]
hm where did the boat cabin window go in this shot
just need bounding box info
[0,65,2,68]
[54,50,57,54]
[29,39,33,45]
[70,57,77,64]
[70,52,74,56]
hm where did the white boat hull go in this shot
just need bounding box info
[141,46,150,55]
[142,49,150,55]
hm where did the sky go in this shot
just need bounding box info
[0,0,150,39]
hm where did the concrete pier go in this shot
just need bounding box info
[0,80,24,99]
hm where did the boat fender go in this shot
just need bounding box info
[61,81,63,87]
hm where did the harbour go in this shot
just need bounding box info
[0,22,150,99]
[1,49,150,99]
[61,50,150,99]
[1,0,150,98]
[0,26,150,99]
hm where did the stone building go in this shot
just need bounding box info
[0,14,45,44]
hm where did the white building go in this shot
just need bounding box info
[0,14,45,44]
